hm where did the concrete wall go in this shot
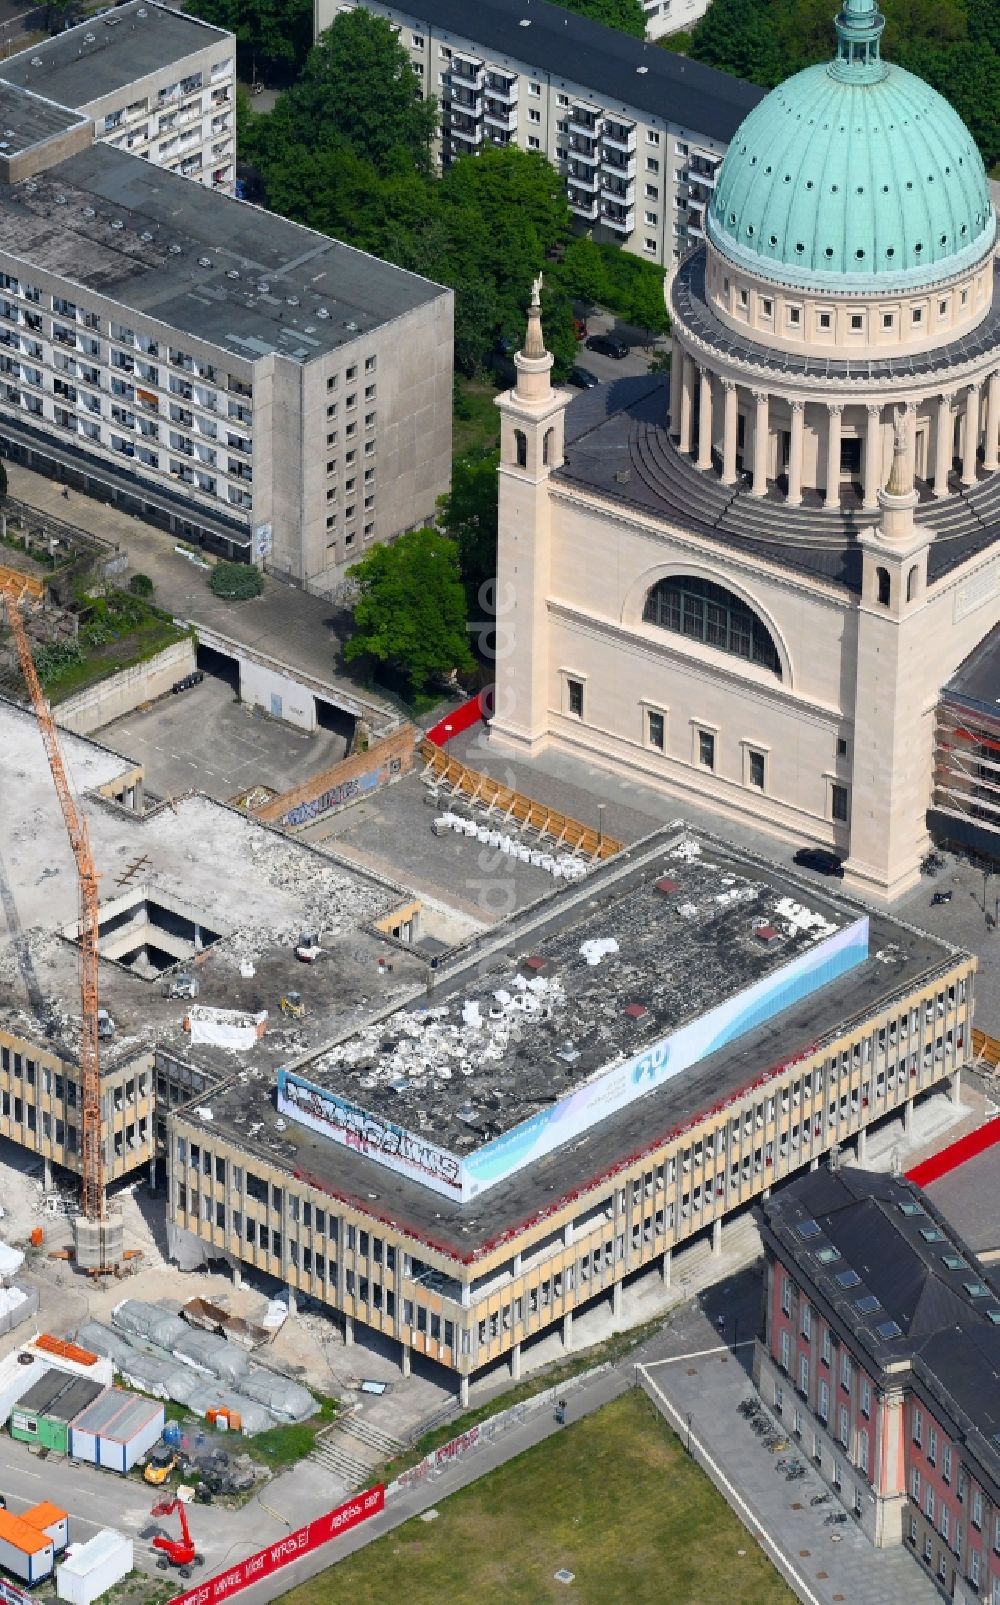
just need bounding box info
[255,724,415,826]
[55,636,195,735]
[238,655,318,731]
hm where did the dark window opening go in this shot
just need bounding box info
[643,575,782,677]
[876,566,891,607]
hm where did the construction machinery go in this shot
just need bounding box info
[142,1444,178,1487]
[0,583,120,1268]
[150,1499,203,1577]
[279,990,305,1018]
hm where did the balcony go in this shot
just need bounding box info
[568,191,600,222]
[569,105,603,139]
[449,55,484,90]
[690,153,721,185]
[602,204,635,235]
[603,120,636,153]
[484,72,518,103]
[484,101,517,133]
[567,165,599,192]
[601,177,634,207]
[601,151,636,182]
[568,135,599,165]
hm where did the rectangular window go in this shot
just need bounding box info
[818,1379,829,1422]
[698,729,715,770]
[943,1445,952,1484]
[840,1352,852,1392]
[527,136,540,150]
[798,1353,809,1395]
[780,1329,791,1371]
[781,1275,791,1316]
[928,1426,937,1467]
[861,1378,872,1419]
[567,678,584,718]
[528,108,541,124]
[832,783,849,823]
[749,750,765,790]
[647,709,665,750]
[801,1303,812,1340]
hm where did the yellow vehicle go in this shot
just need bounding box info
[280,991,305,1018]
[144,1445,178,1486]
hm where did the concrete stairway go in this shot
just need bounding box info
[309,1410,406,1486]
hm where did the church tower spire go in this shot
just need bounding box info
[514,273,555,406]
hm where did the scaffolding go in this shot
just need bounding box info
[931,691,1000,861]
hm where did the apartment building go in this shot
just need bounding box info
[641,0,713,40]
[756,1167,1000,1605]
[167,825,975,1403]
[0,2,236,193]
[316,0,762,268]
[0,102,452,584]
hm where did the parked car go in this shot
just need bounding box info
[931,889,953,906]
[586,333,629,359]
[568,366,600,390]
[792,848,845,878]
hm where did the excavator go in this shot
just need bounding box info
[150,1498,205,1578]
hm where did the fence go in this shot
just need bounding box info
[387,1363,612,1497]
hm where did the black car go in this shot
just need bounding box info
[793,848,845,878]
[585,334,629,359]
[568,366,600,389]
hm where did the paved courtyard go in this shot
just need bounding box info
[98,673,346,804]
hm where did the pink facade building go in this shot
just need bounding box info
[755,1165,1000,1604]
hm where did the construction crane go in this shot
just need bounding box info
[1,583,105,1224]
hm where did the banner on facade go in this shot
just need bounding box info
[169,1485,384,1605]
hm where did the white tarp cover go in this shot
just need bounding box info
[0,1242,24,1279]
[187,1007,267,1049]
[74,1323,133,1367]
[172,1330,250,1383]
[111,1301,187,1348]
[238,1369,315,1423]
[182,1384,273,1435]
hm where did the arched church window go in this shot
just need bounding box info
[876,567,891,607]
[643,575,782,678]
[543,428,554,466]
[906,565,918,602]
[514,429,527,468]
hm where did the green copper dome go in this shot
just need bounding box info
[706,0,995,291]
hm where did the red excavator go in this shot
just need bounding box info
[150,1498,205,1578]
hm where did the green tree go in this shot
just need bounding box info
[210,562,263,600]
[275,9,437,175]
[560,0,647,38]
[437,451,500,614]
[128,574,154,598]
[184,0,313,72]
[345,529,475,694]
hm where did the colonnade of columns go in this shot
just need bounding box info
[668,341,1000,506]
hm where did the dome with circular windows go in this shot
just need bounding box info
[706,0,995,290]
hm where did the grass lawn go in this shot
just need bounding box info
[286,1390,795,1605]
[452,376,502,461]
[44,615,189,703]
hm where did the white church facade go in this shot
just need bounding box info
[489,0,1000,901]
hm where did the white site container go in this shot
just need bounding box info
[56,1532,132,1605]
[0,1516,54,1585]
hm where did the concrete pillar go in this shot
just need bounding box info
[669,337,684,434]
[933,393,953,495]
[679,354,695,454]
[712,1217,722,1258]
[962,384,980,485]
[148,1155,157,1189]
[985,371,1000,473]
[512,1251,522,1274]
[43,1158,52,1191]
[903,1099,914,1136]
[721,380,738,484]
[400,1342,411,1378]
[344,1313,354,1346]
[510,1342,521,1381]
[562,1311,573,1349]
[903,402,917,489]
[285,1284,297,1316]
[825,404,842,508]
[951,1067,962,1106]
[662,1247,672,1286]
[696,367,714,471]
[751,390,769,497]
[857,1125,868,1162]
[786,400,804,506]
[863,404,881,508]
[810,1156,820,1172]
[459,1374,470,1409]
[563,1221,574,1247]
[611,1280,623,1318]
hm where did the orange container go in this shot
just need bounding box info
[227,1411,241,1433]
[29,1227,43,1248]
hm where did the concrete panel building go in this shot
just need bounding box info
[316,0,762,269]
[0,121,452,585]
[0,2,236,193]
[165,822,975,1404]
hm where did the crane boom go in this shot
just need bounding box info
[2,588,105,1222]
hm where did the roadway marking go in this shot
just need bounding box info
[641,1341,755,1368]
[637,1364,824,1605]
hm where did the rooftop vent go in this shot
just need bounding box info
[83,31,95,42]
[198,256,211,267]
[111,219,124,230]
[30,57,42,67]
[3,130,14,138]
[615,469,631,484]
[317,307,330,318]
[654,877,679,894]
[0,143,8,152]
[343,319,358,331]
[636,64,648,73]
[24,181,36,191]
[168,244,182,255]
[754,925,780,943]
[137,5,148,13]
[286,296,300,306]
[103,14,120,24]
[624,1002,647,1020]
[256,281,270,292]
[519,17,531,24]
[140,231,153,242]
[82,205,95,217]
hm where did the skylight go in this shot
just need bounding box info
[875,1320,901,1340]
[797,1219,821,1238]
[898,1201,923,1217]
[816,1247,841,1264]
[987,1309,1000,1326]
[855,1294,880,1315]
[941,1254,967,1271]
[836,1269,861,1289]
[964,1281,989,1299]
[919,1227,945,1242]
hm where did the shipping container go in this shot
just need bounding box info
[0,1510,54,1585]
[9,1373,105,1456]
[69,1390,164,1475]
[56,1532,132,1605]
[21,1504,68,1553]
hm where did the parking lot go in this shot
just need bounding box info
[97,672,347,805]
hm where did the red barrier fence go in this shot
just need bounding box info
[169,1485,384,1605]
[426,692,488,747]
[906,1115,1000,1189]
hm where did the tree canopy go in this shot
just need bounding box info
[344,529,475,694]
[437,451,500,616]
[674,0,999,167]
[560,0,647,36]
[184,0,313,72]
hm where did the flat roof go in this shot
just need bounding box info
[0,698,426,1077]
[761,1167,1000,1495]
[0,143,447,362]
[70,1386,161,1440]
[380,0,763,143]
[15,1370,104,1421]
[182,828,965,1259]
[0,2,230,111]
[0,81,89,155]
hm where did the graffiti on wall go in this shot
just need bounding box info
[277,1071,462,1193]
[281,756,403,828]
